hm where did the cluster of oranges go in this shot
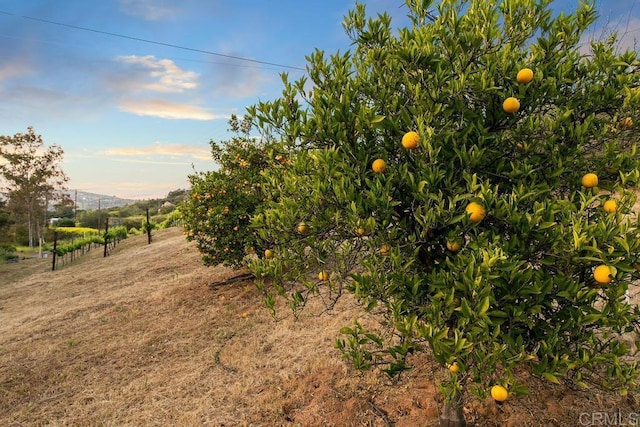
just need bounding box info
[372,137,487,225]
[580,172,617,285]
[502,67,534,113]
[447,363,509,402]
[369,69,538,226]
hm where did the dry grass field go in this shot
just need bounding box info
[0,227,638,426]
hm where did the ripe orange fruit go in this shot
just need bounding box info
[380,244,391,256]
[621,117,634,129]
[516,68,534,84]
[372,158,387,174]
[581,173,598,188]
[264,249,274,259]
[223,206,230,215]
[318,271,329,281]
[491,385,508,402]
[446,241,462,253]
[465,202,486,223]
[594,264,613,284]
[503,97,520,113]
[355,227,367,236]
[402,131,419,149]
[448,363,460,374]
[297,222,308,235]
[603,199,617,213]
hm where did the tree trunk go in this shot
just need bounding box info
[28,213,34,248]
[439,398,466,427]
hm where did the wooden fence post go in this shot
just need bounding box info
[103,217,109,257]
[52,231,57,271]
[146,208,152,245]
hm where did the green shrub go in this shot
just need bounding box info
[182,115,281,268]
[0,244,17,261]
[55,218,75,227]
[159,207,183,229]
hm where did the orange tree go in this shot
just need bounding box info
[247,0,640,423]
[182,115,282,268]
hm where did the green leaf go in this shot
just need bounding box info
[542,372,561,384]
[370,115,385,124]
[614,236,630,254]
[581,314,602,325]
[477,296,490,316]
[487,310,508,318]
[459,298,473,318]
[538,221,557,230]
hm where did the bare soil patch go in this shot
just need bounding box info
[0,227,638,426]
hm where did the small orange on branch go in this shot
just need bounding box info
[603,199,617,213]
[516,68,534,84]
[401,131,419,149]
[594,264,613,284]
[465,202,486,223]
[372,158,387,174]
[503,97,520,113]
[581,173,598,188]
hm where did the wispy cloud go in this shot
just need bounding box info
[211,62,273,98]
[118,99,219,120]
[118,0,179,21]
[102,142,211,161]
[115,55,199,93]
[108,55,227,120]
[0,61,31,82]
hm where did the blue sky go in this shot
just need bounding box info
[0,1,638,199]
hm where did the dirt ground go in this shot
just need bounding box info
[0,227,638,426]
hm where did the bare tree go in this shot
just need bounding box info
[0,127,68,248]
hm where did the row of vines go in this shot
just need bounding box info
[51,226,129,270]
[48,208,175,270]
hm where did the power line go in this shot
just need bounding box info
[0,10,306,72]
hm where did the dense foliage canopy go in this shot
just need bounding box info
[186,0,640,421]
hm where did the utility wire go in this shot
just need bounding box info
[0,10,306,72]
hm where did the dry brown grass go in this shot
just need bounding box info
[0,227,638,426]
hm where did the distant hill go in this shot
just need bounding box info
[67,190,136,211]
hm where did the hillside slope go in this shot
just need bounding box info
[0,228,637,426]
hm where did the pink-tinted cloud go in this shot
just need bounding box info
[0,61,31,83]
[118,98,219,120]
[102,142,211,161]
